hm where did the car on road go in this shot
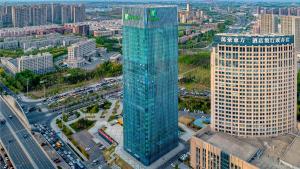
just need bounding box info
[171,163,176,168]
[99,145,105,150]
[8,115,12,119]
[53,158,61,163]
[0,118,6,124]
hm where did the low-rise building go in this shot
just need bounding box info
[190,127,300,169]
[0,40,19,50]
[0,33,83,50]
[2,52,54,74]
[64,23,90,36]
[0,25,64,38]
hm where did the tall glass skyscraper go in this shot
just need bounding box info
[122,5,179,166]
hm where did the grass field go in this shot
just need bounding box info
[180,67,210,90]
[178,51,210,91]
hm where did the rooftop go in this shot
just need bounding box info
[197,128,259,161]
[195,127,299,169]
[19,52,52,59]
[281,136,300,168]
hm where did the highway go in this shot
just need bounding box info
[0,98,55,169]
[0,120,35,169]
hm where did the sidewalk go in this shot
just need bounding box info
[50,115,88,161]
[18,93,45,103]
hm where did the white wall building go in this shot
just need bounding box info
[66,39,96,68]
[2,52,54,74]
[17,52,54,74]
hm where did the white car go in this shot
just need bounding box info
[99,145,105,150]
[171,163,176,168]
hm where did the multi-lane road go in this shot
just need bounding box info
[0,119,35,169]
[0,98,55,169]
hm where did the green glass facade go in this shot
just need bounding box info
[122,6,179,166]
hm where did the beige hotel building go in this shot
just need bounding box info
[211,34,297,137]
[190,34,300,169]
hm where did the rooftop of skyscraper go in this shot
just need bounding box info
[194,127,300,169]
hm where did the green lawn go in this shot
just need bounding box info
[179,96,210,114]
[178,51,210,91]
[101,100,112,110]
[108,115,117,122]
[70,119,96,132]
[86,104,100,114]
[180,67,210,91]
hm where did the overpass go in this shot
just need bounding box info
[0,96,56,169]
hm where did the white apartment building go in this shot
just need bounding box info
[2,52,54,74]
[17,52,54,74]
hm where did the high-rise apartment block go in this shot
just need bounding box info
[51,4,62,24]
[12,6,30,28]
[31,5,47,26]
[122,5,179,166]
[0,4,85,28]
[1,6,13,27]
[257,9,300,56]
[280,16,300,54]
[72,5,85,23]
[61,5,72,24]
[260,14,278,34]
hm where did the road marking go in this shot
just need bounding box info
[0,98,55,168]
[0,110,39,169]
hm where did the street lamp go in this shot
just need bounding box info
[40,80,47,99]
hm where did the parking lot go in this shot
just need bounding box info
[33,132,71,169]
[72,131,108,169]
[0,144,13,169]
[33,124,85,169]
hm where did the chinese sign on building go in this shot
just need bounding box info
[215,35,294,46]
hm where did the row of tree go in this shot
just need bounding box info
[0,61,122,94]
